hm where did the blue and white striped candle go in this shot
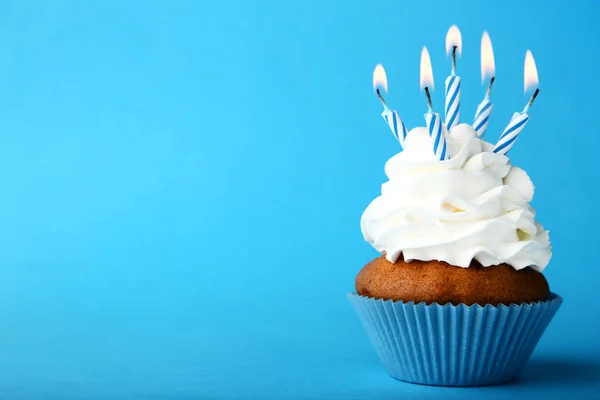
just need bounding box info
[474,32,495,138]
[473,77,494,138]
[444,25,462,131]
[373,64,409,148]
[494,51,539,155]
[425,107,448,161]
[493,111,529,155]
[421,47,448,161]
[473,98,493,137]
[380,103,409,148]
[444,75,461,131]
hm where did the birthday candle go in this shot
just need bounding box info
[494,51,539,155]
[444,26,462,131]
[421,47,448,161]
[493,111,530,155]
[381,106,409,148]
[473,96,493,138]
[425,107,447,160]
[473,32,496,138]
[373,64,409,148]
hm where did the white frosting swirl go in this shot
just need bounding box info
[361,123,551,272]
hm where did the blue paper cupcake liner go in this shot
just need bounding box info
[348,292,562,386]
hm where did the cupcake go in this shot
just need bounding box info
[348,124,562,386]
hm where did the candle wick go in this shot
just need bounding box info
[523,88,540,113]
[451,46,458,74]
[424,87,433,112]
[485,76,495,99]
[376,88,388,108]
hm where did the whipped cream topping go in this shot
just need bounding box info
[361,123,551,272]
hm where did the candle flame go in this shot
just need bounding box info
[445,25,462,56]
[481,31,495,82]
[524,50,539,93]
[420,47,434,90]
[372,64,388,93]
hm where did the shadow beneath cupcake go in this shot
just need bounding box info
[519,357,600,385]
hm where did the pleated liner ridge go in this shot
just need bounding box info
[348,292,562,386]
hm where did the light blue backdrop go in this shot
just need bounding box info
[0,1,597,399]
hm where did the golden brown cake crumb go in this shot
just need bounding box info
[355,255,549,306]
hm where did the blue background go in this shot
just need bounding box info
[0,0,598,399]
